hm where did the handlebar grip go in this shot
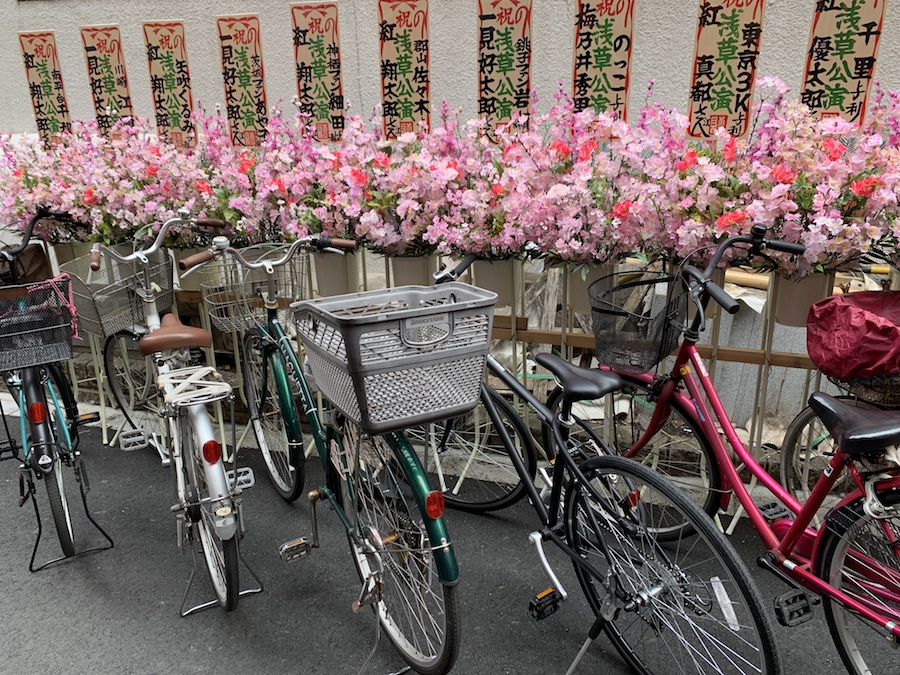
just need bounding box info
[178,249,216,271]
[195,218,227,228]
[318,236,358,251]
[89,247,102,271]
[765,240,806,255]
[706,279,740,315]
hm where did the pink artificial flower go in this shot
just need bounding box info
[550,140,571,160]
[823,137,847,161]
[771,165,798,184]
[612,200,633,220]
[446,160,460,180]
[850,175,882,197]
[675,150,698,172]
[578,140,599,162]
[373,152,391,168]
[349,168,369,187]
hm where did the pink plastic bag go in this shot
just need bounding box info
[807,291,900,379]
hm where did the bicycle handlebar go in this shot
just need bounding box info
[4,206,75,259]
[178,233,359,272]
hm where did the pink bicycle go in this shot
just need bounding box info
[563,226,899,674]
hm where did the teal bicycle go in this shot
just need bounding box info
[187,235,486,674]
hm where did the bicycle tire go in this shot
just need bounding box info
[406,386,537,513]
[565,455,779,675]
[43,455,75,557]
[780,398,876,522]
[241,331,305,501]
[47,362,79,448]
[182,414,239,611]
[816,487,900,675]
[344,422,460,674]
[104,330,166,449]
[547,373,721,540]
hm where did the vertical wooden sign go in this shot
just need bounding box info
[687,0,766,139]
[217,15,269,147]
[143,22,196,149]
[801,0,887,124]
[478,0,532,132]
[80,25,134,134]
[291,3,345,142]
[572,1,635,121]
[378,0,430,139]
[19,31,72,142]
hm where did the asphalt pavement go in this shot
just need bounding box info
[0,424,870,675]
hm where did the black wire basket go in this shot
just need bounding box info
[589,270,687,375]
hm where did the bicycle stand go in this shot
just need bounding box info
[20,456,115,573]
[179,537,264,617]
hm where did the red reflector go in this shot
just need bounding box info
[28,402,47,424]
[202,440,222,464]
[425,491,445,519]
[627,489,641,509]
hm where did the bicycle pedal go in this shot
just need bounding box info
[529,588,562,621]
[773,590,813,627]
[227,466,255,492]
[279,537,315,564]
[77,412,101,425]
[758,501,792,522]
[119,429,148,452]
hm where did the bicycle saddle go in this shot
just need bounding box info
[139,313,212,356]
[535,353,622,403]
[809,392,900,456]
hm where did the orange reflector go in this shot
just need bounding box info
[27,402,47,424]
[627,489,641,509]
[202,440,222,464]
[425,490,445,519]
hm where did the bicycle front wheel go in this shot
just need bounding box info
[241,331,304,501]
[182,417,239,611]
[104,331,166,447]
[816,487,900,675]
[43,454,75,557]
[548,373,721,539]
[565,455,779,674]
[344,423,459,674]
[406,386,536,513]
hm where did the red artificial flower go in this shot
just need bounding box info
[12,167,23,179]
[850,175,882,198]
[82,187,98,206]
[196,180,213,195]
[446,160,460,179]
[823,137,847,161]
[578,140,599,162]
[722,136,737,163]
[145,165,159,179]
[612,200,633,220]
[550,140,571,160]
[771,165,798,184]
[349,168,369,187]
[675,149,698,172]
[373,152,391,168]
[238,155,255,174]
[148,146,161,157]
[715,209,748,232]
[491,184,506,197]
[271,177,286,195]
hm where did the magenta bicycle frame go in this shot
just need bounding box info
[619,338,900,638]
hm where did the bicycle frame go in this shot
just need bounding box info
[624,334,900,638]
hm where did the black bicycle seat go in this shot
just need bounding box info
[535,353,622,403]
[809,392,900,456]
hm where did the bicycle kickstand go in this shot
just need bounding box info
[179,537,264,617]
[564,614,606,675]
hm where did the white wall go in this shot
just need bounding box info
[3,0,900,134]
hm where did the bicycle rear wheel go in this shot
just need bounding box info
[816,488,900,675]
[548,373,721,539]
[407,386,536,513]
[565,455,779,674]
[104,331,166,449]
[344,423,459,674]
[241,331,304,501]
[182,415,239,611]
[43,455,75,557]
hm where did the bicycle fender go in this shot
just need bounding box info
[388,431,460,586]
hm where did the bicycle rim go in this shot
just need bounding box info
[241,332,304,501]
[565,455,778,675]
[345,424,459,674]
[184,420,239,611]
[104,331,166,446]
[780,400,870,524]
[550,376,721,539]
[407,388,536,513]
[818,489,900,675]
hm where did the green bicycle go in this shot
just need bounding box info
[186,235,484,674]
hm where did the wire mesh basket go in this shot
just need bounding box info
[294,282,496,434]
[589,270,687,375]
[0,275,75,371]
[200,244,309,333]
[59,247,174,338]
[827,375,900,407]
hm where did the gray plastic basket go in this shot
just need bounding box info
[293,282,496,434]
[59,247,173,338]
